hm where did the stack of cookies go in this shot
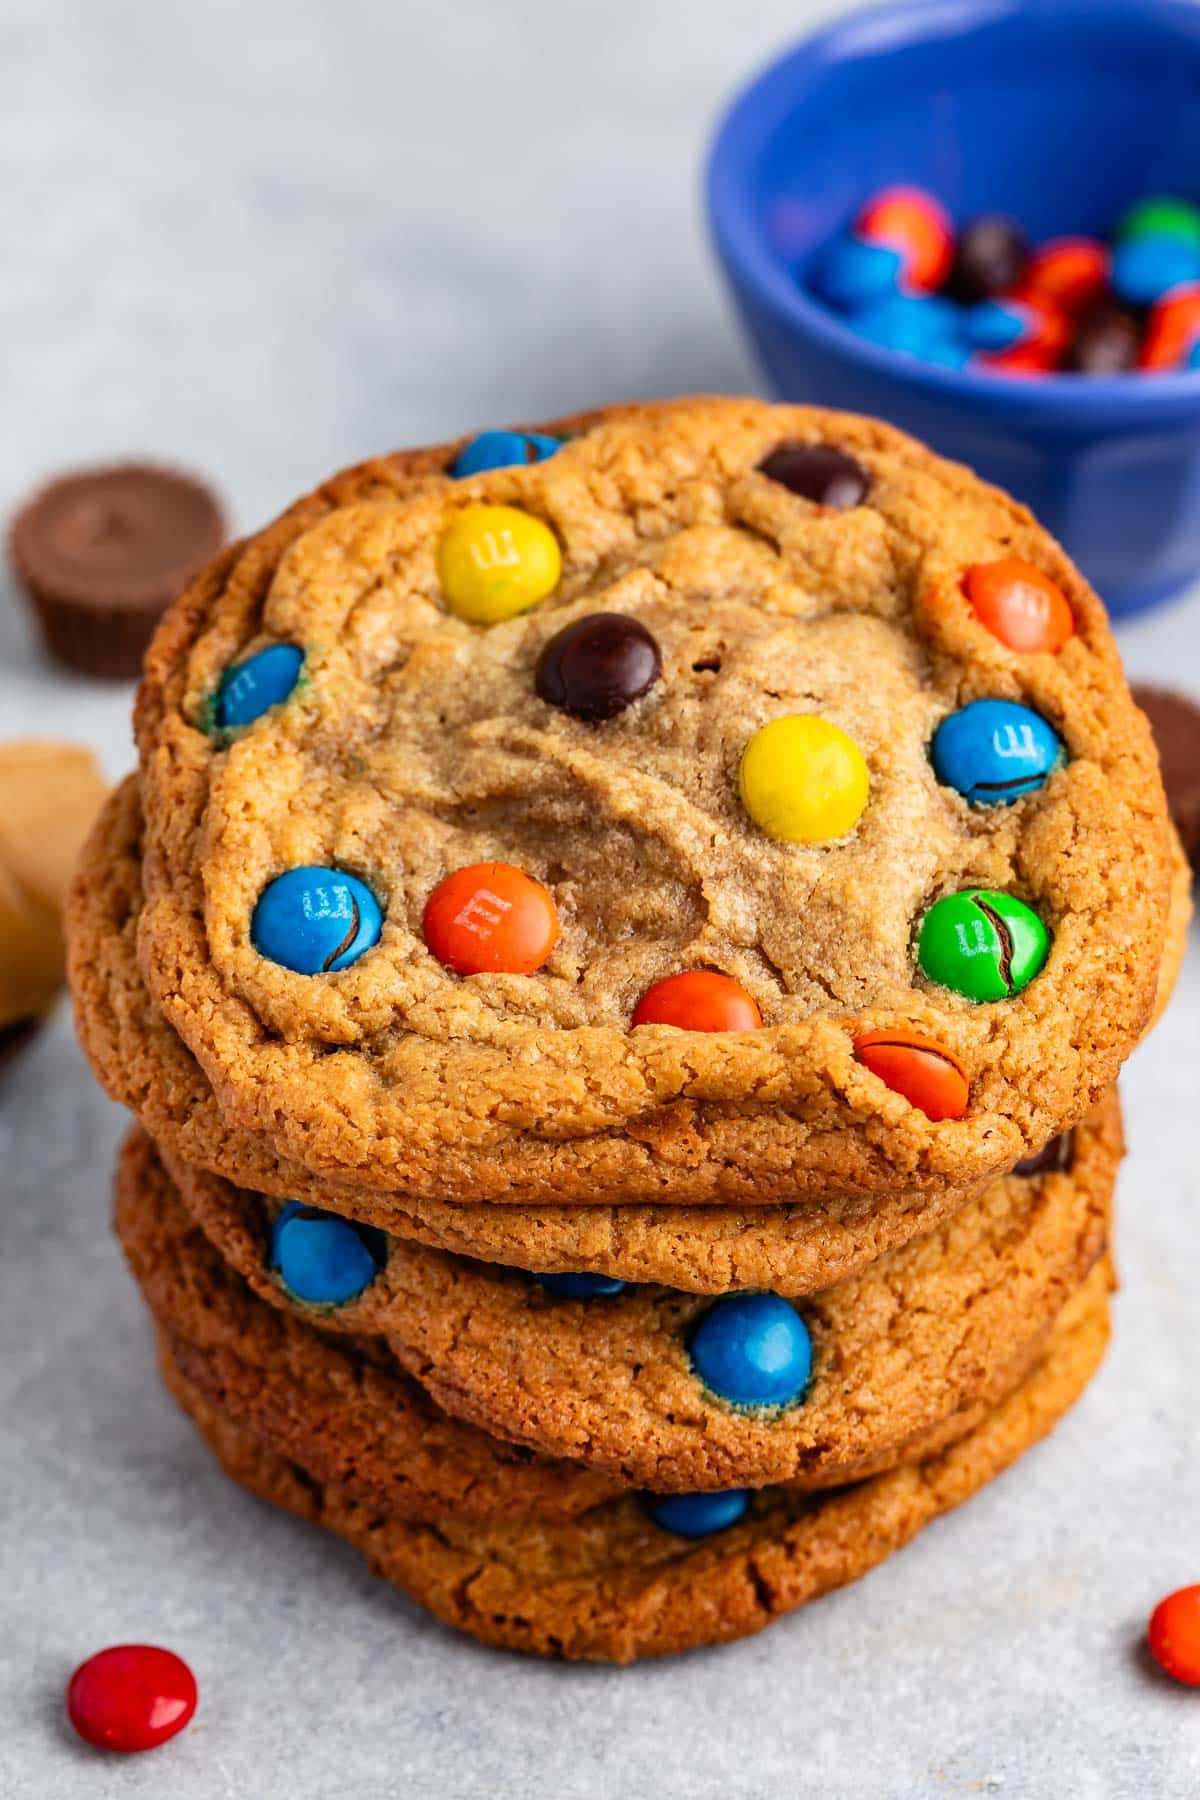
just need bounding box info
[67,399,1188,1663]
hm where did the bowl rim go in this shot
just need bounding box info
[707,0,1200,426]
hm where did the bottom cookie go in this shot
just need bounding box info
[161,1264,1110,1664]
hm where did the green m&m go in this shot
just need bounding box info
[917,889,1049,1001]
[1116,197,1200,249]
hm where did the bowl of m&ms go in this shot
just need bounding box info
[708,0,1200,615]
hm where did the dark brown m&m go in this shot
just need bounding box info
[1014,1132,1074,1177]
[1064,301,1141,375]
[946,215,1030,304]
[535,612,661,721]
[758,443,871,509]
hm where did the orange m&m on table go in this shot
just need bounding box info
[423,862,559,975]
[853,1030,969,1121]
[963,558,1075,654]
[633,970,762,1032]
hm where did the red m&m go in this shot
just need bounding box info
[66,1644,197,1753]
[633,971,762,1032]
[853,1031,969,1121]
[1148,1585,1200,1685]
[423,863,559,975]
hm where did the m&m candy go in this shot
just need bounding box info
[535,1271,627,1298]
[947,214,1029,303]
[1148,1584,1200,1685]
[1015,238,1109,317]
[423,862,559,975]
[963,559,1075,654]
[931,699,1065,805]
[857,186,954,292]
[812,234,904,311]
[1065,301,1142,375]
[1140,284,1200,370]
[215,643,304,730]
[852,294,960,359]
[66,1644,197,1753]
[689,1293,813,1408]
[853,1031,969,1121]
[251,867,382,974]
[960,300,1031,353]
[758,441,871,508]
[535,612,661,720]
[917,889,1050,1001]
[451,430,561,478]
[1013,1131,1073,1177]
[271,1202,385,1305]
[738,715,869,844]
[632,970,762,1032]
[1112,234,1200,309]
[437,504,561,625]
[646,1489,750,1538]
[1118,196,1200,248]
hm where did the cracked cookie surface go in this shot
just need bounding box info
[129,398,1170,1206]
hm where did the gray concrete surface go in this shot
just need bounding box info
[2,2,1199,1794]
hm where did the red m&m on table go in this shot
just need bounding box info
[66,1644,197,1753]
[1148,1585,1200,1686]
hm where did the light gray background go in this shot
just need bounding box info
[2,2,1199,1795]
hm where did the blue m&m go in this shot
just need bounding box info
[645,1490,750,1539]
[961,300,1030,353]
[535,1272,627,1298]
[215,644,304,729]
[812,235,903,311]
[271,1202,386,1305]
[688,1293,812,1408]
[1112,234,1200,309]
[251,867,382,973]
[931,700,1065,806]
[451,431,562,478]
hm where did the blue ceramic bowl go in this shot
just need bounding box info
[707,0,1200,616]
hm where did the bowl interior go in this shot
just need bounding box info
[741,0,1200,284]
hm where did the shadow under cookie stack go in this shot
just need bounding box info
[67,399,1187,1664]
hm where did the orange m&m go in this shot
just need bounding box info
[1140,283,1200,371]
[1148,1585,1200,1686]
[857,186,953,292]
[423,862,559,976]
[1014,237,1109,316]
[853,1030,969,1121]
[963,558,1075,654]
[633,970,763,1032]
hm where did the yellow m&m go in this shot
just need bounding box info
[738,715,869,843]
[437,504,561,625]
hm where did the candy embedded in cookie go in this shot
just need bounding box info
[251,868,382,974]
[535,1272,627,1299]
[535,613,661,720]
[964,559,1075,653]
[852,1031,969,1120]
[437,504,561,623]
[214,644,304,730]
[452,431,561,478]
[757,441,872,507]
[1014,1132,1074,1178]
[271,1202,386,1305]
[632,971,762,1032]
[688,1293,813,1408]
[738,716,869,843]
[423,863,559,975]
[918,889,1050,1001]
[931,699,1065,805]
[644,1490,750,1539]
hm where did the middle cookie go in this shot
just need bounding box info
[162,1087,1119,1493]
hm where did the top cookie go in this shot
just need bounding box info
[132,398,1171,1205]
